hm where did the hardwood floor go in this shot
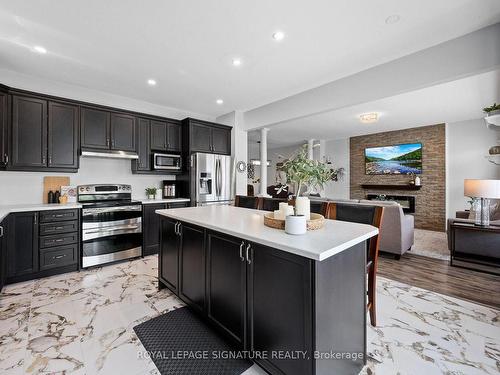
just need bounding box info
[378,252,500,309]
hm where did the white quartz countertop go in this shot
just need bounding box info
[0,203,82,223]
[156,205,378,261]
[139,198,190,205]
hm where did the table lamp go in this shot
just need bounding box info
[464,179,500,226]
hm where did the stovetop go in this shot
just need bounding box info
[80,200,142,208]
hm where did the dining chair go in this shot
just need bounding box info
[234,195,261,209]
[324,202,384,326]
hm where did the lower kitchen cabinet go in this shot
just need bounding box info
[159,218,180,292]
[4,209,80,284]
[206,232,247,348]
[178,222,206,313]
[0,219,7,291]
[6,211,39,279]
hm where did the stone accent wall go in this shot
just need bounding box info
[350,124,446,231]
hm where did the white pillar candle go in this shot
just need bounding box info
[279,202,289,214]
[285,205,294,216]
[274,210,285,220]
[295,197,311,220]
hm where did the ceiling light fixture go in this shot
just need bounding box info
[216,99,224,105]
[359,113,379,123]
[147,79,157,86]
[33,45,47,54]
[272,31,285,41]
[385,15,401,24]
[232,58,242,67]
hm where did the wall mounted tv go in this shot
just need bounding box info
[365,143,422,175]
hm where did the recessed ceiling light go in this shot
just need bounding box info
[147,79,157,86]
[385,15,401,24]
[232,58,242,67]
[33,45,47,54]
[272,31,285,41]
[359,113,379,123]
[216,99,224,105]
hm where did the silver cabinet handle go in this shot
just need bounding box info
[239,241,245,261]
[174,222,178,235]
[4,154,8,165]
[0,225,3,237]
[34,213,38,225]
[54,254,67,260]
[246,243,251,264]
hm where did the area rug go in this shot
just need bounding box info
[133,307,252,375]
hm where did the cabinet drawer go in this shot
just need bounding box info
[39,221,78,236]
[40,209,79,223]
[39,244,78,270]
[167,202,189,209]
[40,232,78,248]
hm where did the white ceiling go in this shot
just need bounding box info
[0,0,499,117]
[249,70,500,148]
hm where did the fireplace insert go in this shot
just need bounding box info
[366,194,415,213]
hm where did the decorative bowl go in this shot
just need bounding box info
[263,212,325,231]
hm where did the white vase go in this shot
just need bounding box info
[414,176,421,186]
[285,215,307,235]
[295,196,311,220]
[148,194,155,200]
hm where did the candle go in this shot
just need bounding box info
[274,210,285,220]
[295,197,311,220]
[285,205,294,216]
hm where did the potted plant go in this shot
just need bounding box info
[280,145,342,219]
[145,187,157,200]
[483,103,500,127]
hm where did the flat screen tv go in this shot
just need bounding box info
[365,143,422,175]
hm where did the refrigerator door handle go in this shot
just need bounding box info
[217,158,222,197]
[214,157,219,197]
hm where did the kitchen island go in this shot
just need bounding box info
[156,205,378,375]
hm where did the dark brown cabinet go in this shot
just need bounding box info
[0,92,7,168]
[150,120,182,152]
[207,232,247,348]
[248,242,313,375]
[183,118,231,155]
[48,101,79,169]
[6,211,39,279]
[110,112,135,151]
[0,220,7,292]
[134,118,151,172]
[178,222,206,313]
[143,203,167,256]
[80,107,110,150]
[11,96,47,168]
[159,218,180,292]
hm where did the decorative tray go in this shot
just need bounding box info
[263,212,325,231]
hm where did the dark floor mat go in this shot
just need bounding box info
[133,307,252,375]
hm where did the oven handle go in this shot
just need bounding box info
[83,225,141,235]
[82,206,142,215]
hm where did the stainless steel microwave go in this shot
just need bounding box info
[153,153,182,170]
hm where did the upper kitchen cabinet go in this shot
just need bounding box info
[10,96,79,172]
[150,119,182,152]
[182,118,231,155]
[81,107,136,152]
[0,91,8,168]
[10,96,48,169]
[110,112,135,151]
[48,101,79,170]
[80,107,110,150]
[133,117,151,172]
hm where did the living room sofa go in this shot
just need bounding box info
[310,197,414,258]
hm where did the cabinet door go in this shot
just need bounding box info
[143,204,166,256]
[207,232,246,348]
[110,113,135,151]
[179,222,206,313]
[150,120,167,151]
[0,92,7,167]
[159,218,179,292]
[211,127,231,155]
[248,243,313,375]
[11,96,47,168]
[48,101,79,169]
[6,212,38,278]
[190,123,212,153]
[166,121,182,152]
[81,107,110,150]
[135,118,150,171]
[0,220,6,291]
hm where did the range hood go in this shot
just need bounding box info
[81,150,139,160]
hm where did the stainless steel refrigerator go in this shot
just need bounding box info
[190,152,232,206]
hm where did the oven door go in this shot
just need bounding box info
[153,153,182,170]
[82,205,142,267]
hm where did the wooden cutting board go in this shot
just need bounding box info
[43,176,70,203]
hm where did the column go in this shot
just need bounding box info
[307,139,314,160]
[259,128,271,197]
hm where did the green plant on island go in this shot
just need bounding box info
[483,103,500,114]
[279,145,343,196]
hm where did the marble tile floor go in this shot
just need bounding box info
[1,255,498,375]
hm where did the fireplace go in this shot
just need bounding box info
[366,194,416,213]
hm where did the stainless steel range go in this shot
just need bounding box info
[78,184,142,268]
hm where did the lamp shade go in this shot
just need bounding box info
[464,179,500,199]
